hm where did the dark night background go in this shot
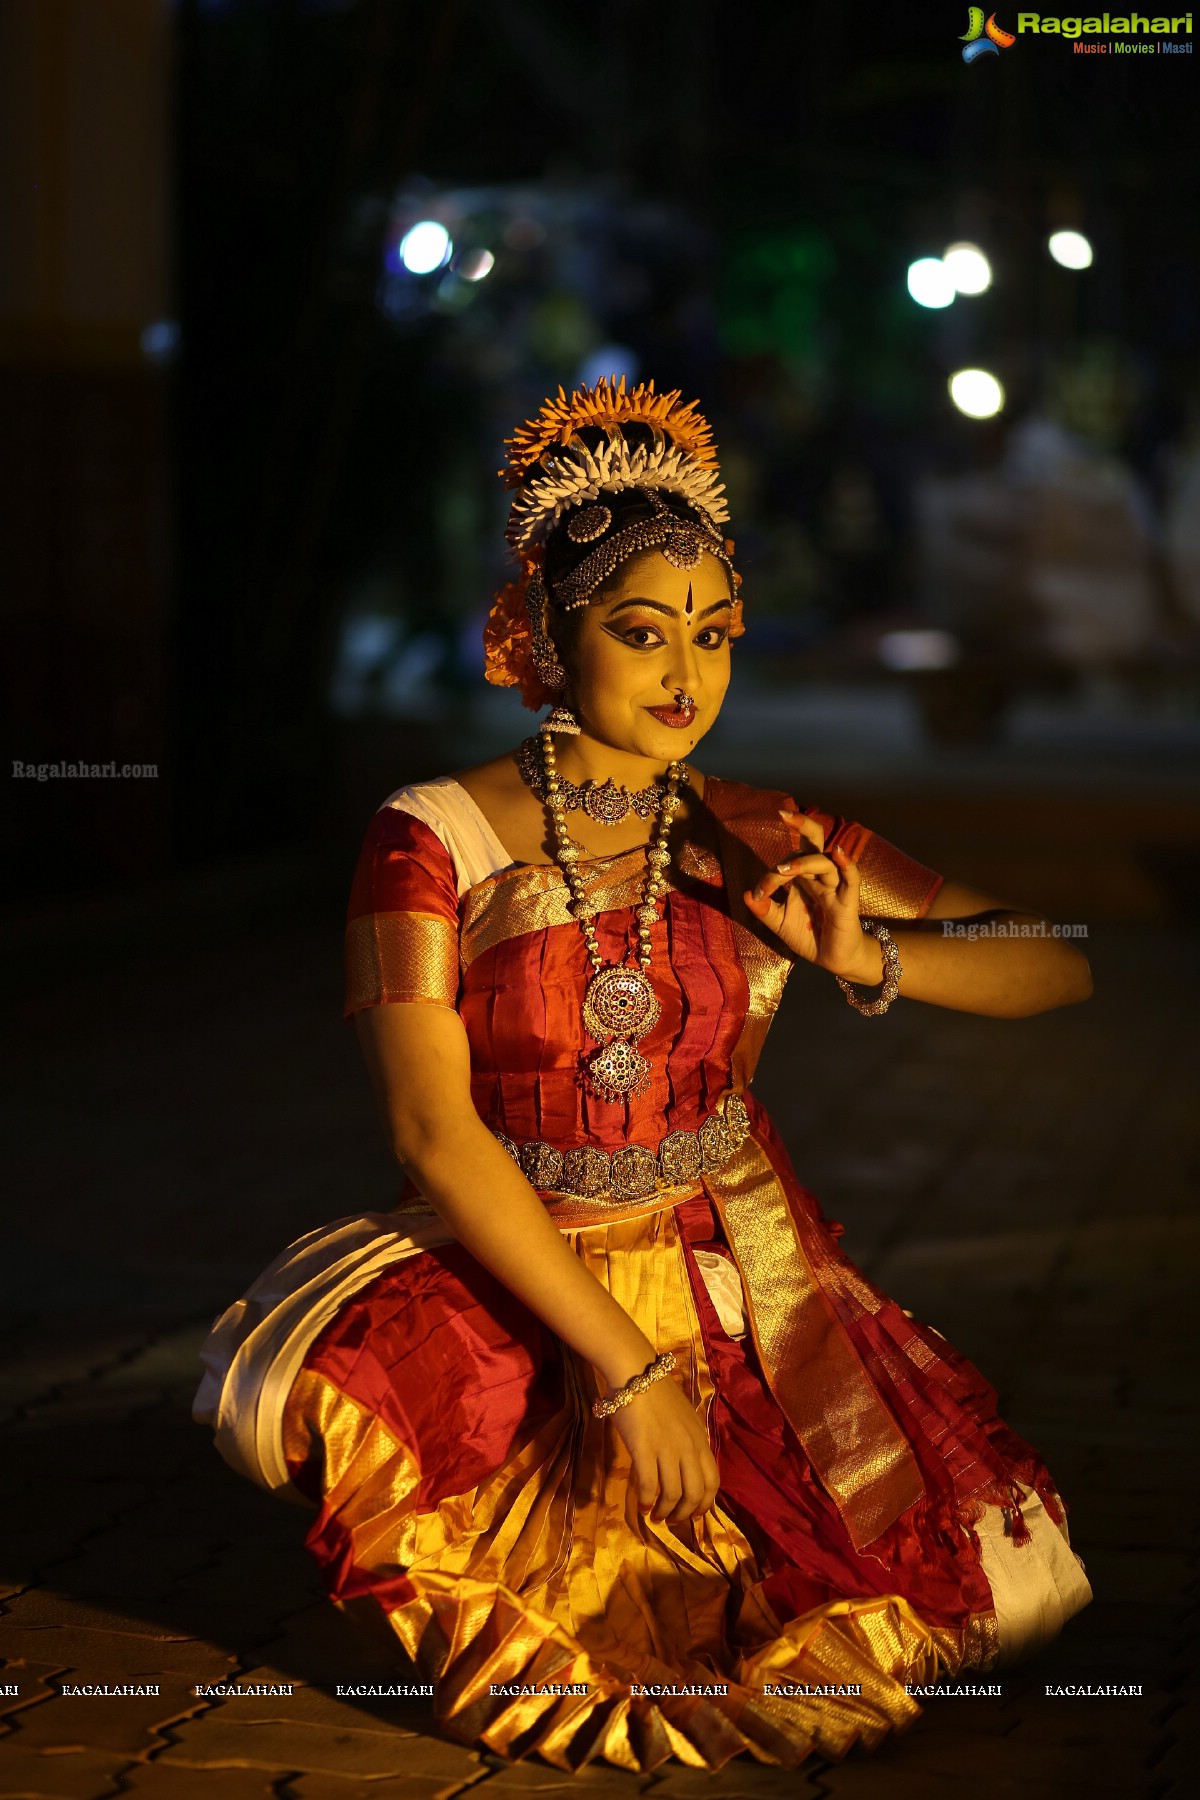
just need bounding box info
[1,4,1198,1798]
[4,0,1199,896]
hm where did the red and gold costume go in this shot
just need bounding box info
[195,379,1088,1772]
[197,774,1089,1773]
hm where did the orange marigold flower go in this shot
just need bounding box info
[501,376,719,490]
[482,558,557,710]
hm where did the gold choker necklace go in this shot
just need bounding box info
[517,734,687,825]
[540,731,685,1103]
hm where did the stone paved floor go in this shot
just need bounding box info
[1,811,1197,1799]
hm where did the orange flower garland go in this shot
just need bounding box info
[500,376,721,490]
[483,554,559,710]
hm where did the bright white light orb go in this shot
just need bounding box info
[949,368,1005,419]
[457,248,494,282]
[1048,229,1093,270]
[907,257,956,309]
[942,242,992,295]
[400,220,452,275]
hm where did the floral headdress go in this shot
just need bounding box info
[483,376,745,709]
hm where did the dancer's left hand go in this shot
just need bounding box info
[743,812,882,984]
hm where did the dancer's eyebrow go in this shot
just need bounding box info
[604,597,732,621]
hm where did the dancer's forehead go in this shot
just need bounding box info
[589,548,734,619]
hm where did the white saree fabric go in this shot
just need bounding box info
[191,1213,751,1500]
[382,777,514,894]
[974,1487,1093,1666]
[193,1213,454,1498]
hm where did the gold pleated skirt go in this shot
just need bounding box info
[278,1200,1013,1772]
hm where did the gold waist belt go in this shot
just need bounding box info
[495,1092,751,1205]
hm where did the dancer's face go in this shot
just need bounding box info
[563,550,734,764]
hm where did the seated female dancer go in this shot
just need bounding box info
[196,378,1093,1774]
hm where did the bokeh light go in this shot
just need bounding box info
[907,257,956,309]
[456,248,495,282]
[140,319,180,361]
[399,220,452,274]
[877,629,961,671]
[1048,229,1093,270]
[942,242,992,295]
[948,368,1005,418]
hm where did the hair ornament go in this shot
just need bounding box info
[661,525,704,571]
[500,376,729,555]
[554,487,734,611]
[523,565,567,692]
[502,376,719,487]
[483,550,561,711]
[567,503,612,543]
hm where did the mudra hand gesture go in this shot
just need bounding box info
[743,810,882,987]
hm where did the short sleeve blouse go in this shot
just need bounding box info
[343,807,462,1016]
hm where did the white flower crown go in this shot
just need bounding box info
[505,434,730,555]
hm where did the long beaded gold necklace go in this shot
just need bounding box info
[539,730,685,1104]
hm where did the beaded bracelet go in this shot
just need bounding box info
[592,1351,677,1419]
[835,919,904,1017]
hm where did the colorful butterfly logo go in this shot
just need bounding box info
[961,9,1016,60]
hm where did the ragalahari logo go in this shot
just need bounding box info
[961,8,1017,58]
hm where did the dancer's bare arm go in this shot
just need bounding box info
[746,816,1092,1018]
[355,1002,718,1524]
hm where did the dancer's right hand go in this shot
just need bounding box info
[610,1374,720,1524]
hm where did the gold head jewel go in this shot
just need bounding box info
[483,376,744,709]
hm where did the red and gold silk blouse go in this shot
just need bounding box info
[339,775,951,1554]
[343,776,943,1157]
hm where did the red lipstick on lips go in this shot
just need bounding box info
[645,700,696,729]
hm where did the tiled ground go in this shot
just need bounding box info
[1,809,1196,1799]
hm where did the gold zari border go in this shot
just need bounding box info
[460,854,645,970]
[345,910,459,1012]
[705,1134,925,1551]
[854,831,942,920]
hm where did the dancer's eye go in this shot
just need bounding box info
[694,627,729,649]
[616,625,667,649]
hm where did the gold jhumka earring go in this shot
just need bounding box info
[541,705,580,736]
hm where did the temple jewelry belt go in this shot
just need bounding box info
[494,1092,751,1205]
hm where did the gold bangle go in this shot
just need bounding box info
[591,1351,677,1419]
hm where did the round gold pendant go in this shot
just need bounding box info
[582,965,661,1043]
[587,1038,652,1103]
